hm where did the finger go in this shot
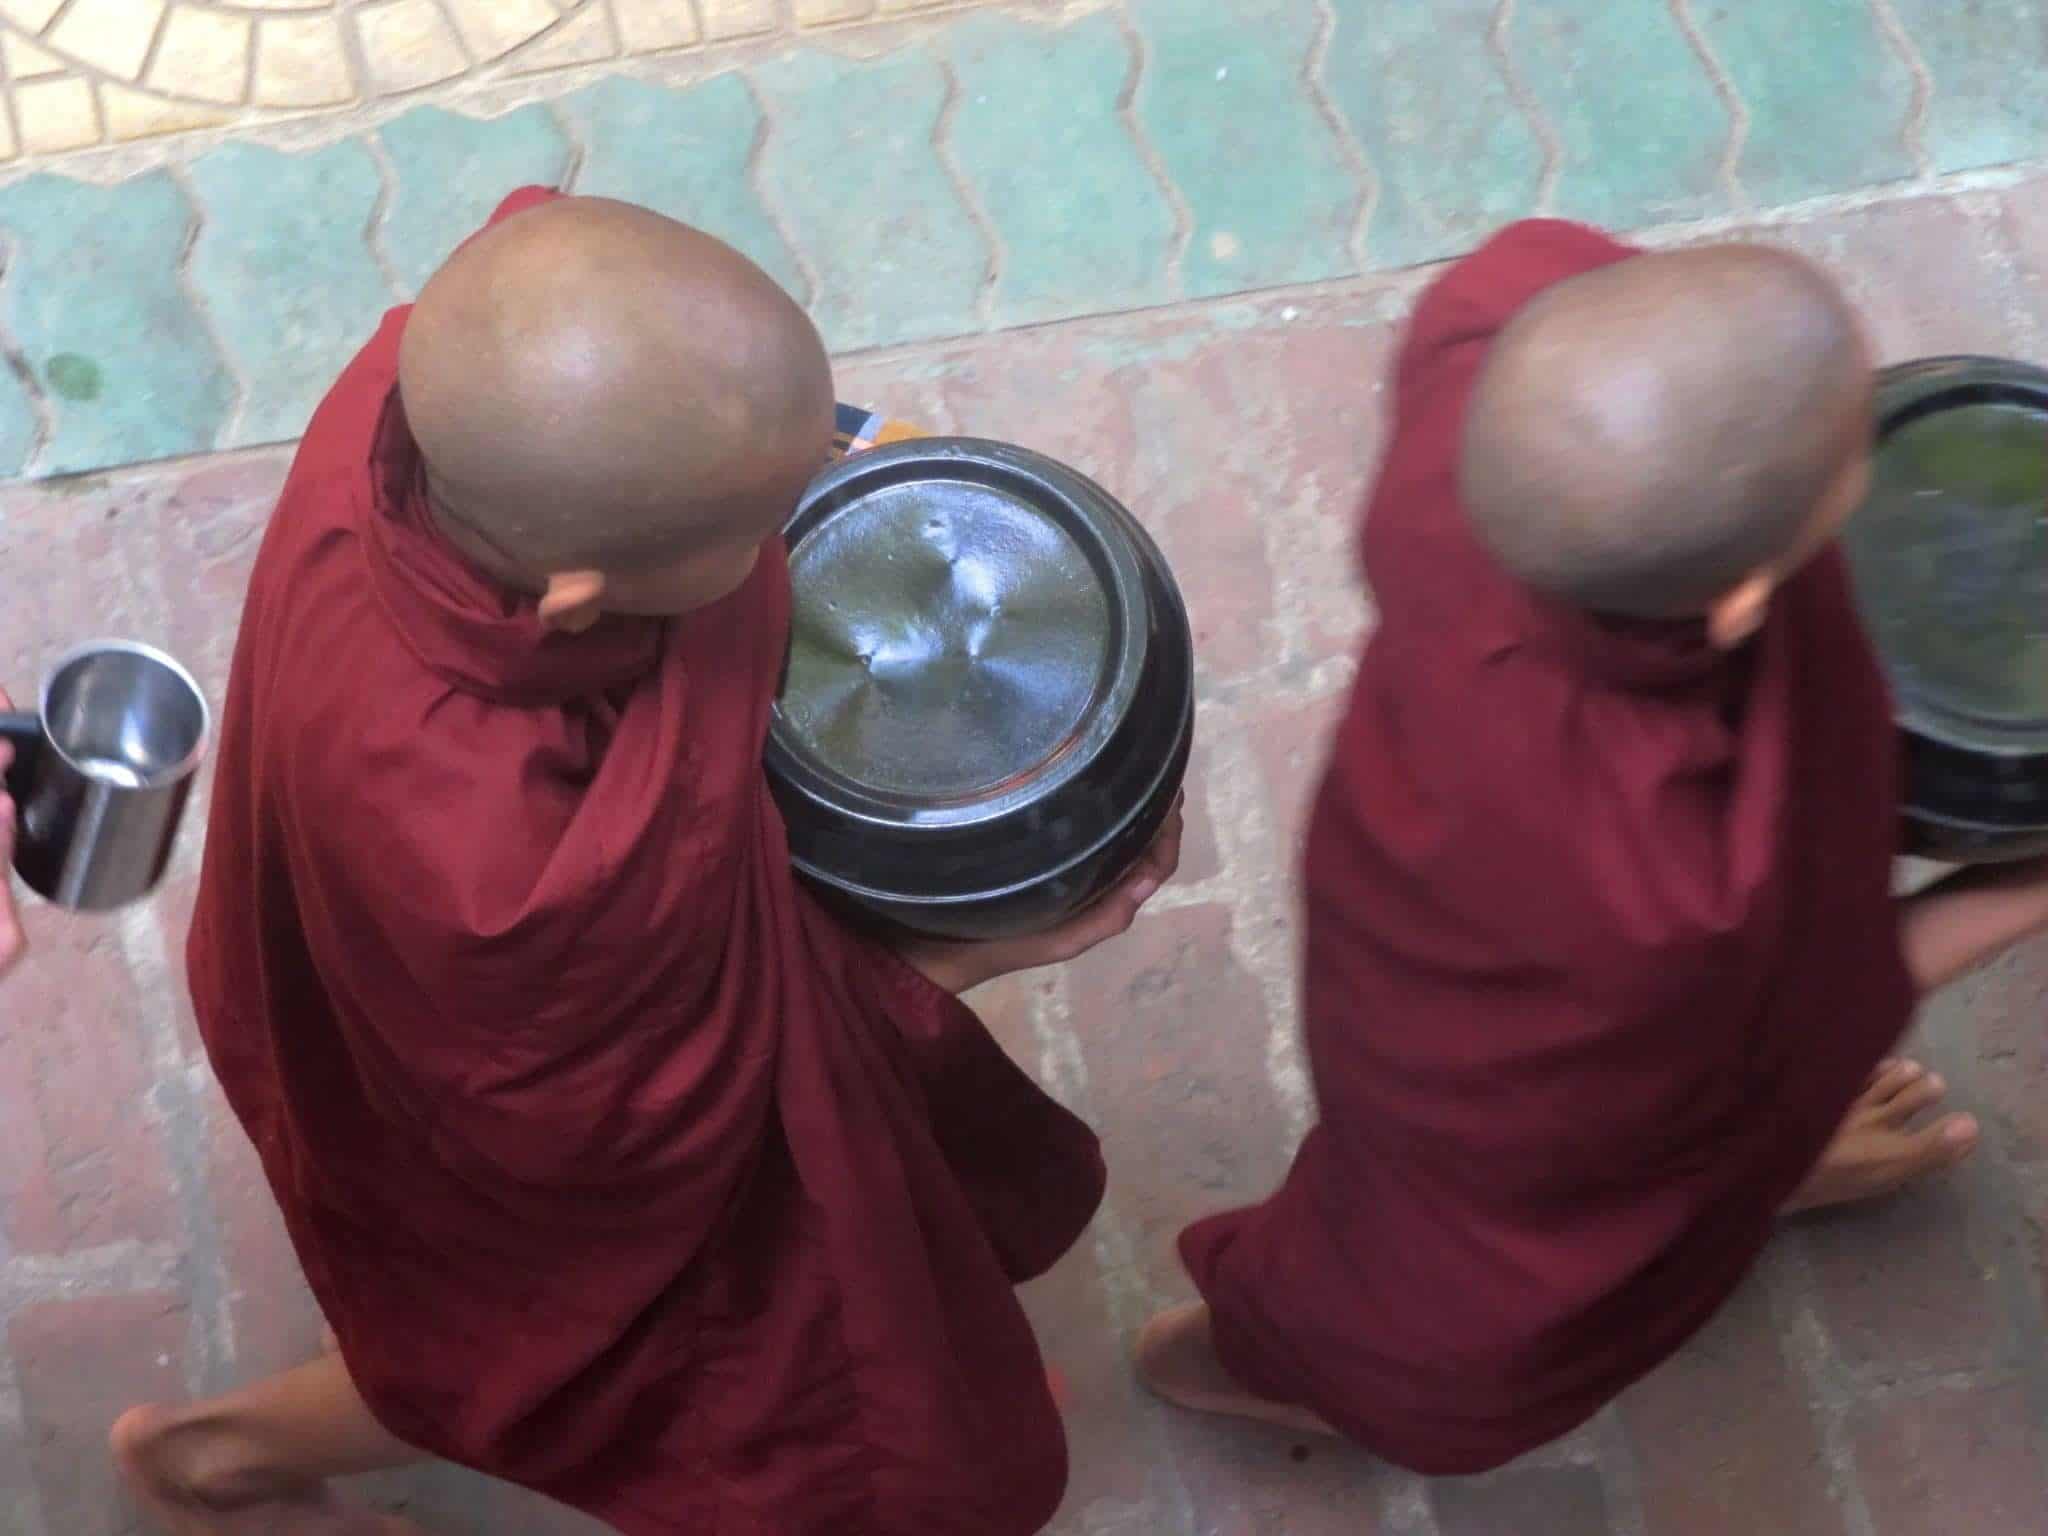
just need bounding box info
[1874,1072,1948,1127]
[1908,1112,1979,1170]
[1863,1058,1924,1106]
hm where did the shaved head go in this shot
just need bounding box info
[1459,244,1870,619]
[398,196,833,575]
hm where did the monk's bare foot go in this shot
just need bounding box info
[1134,1301,1338,1438]
[112,1405,424,1536]
[1785,1058,1979,1214]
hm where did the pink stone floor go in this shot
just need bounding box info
[5,176,2048,1533]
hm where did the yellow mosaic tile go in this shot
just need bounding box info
[0,0,63,34]
[614,0,702,53]
[0,0,1007,156]
[1,31,64,78]
[251,14,352,108]
[15,74,98,153]
[445,0,555,60]
[101,79,231,137]
[354,0,467,93]
[46,0,165,82]
[511,4,618,72]
[700,0,776,40]
[149,5,253,104]
[795,0,875,23]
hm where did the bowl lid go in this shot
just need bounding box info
[768,438,1151,831]
[1842,356,2048,758]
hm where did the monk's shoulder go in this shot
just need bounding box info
[1404,220,1638,360]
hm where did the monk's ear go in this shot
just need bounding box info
[538,569,607,634]
[1705,571,1774,650]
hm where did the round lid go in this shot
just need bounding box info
[1843,356,2048,755]
[770,438,1150,829]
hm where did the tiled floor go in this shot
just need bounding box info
[0,0,997,152]
[4,2,2048,1533]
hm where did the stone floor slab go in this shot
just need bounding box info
[187,141,394,447]
[946,10,1177,326]
[0,171,232,473]
[1508,0,1729,230]
[753,46,988,348]
[1697,0,1916,205]
[1891,0,2048,175]
[378,104,575,297]
[1129,0,1361,297]
[1323,0,1544,271]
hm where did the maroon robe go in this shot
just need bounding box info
[188,189,1104,1534]
[1182,220,1912,1472]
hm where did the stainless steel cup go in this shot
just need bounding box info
[0,640,210,911]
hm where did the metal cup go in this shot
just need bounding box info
[0,641,210,911]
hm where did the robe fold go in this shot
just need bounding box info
[1182,219,1912,1473]
[189,188,1104,1534]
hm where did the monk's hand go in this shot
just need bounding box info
[0,686,22,980]
[895,795,1186,994]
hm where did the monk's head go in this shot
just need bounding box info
[1459,243,1871,648]
[398,196,834,631]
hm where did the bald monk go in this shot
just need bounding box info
[1136,221,2048,1468]
[112,189,1181,1534]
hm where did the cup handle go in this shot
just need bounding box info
[0,712,37,799]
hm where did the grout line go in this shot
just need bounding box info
[1588,1406,1651,1536]
[928,43,1000,331]
[430,0,479,69]
[543,96,586,193]
[114,895,235,1395]
[1489,0,1561,215]
[1668,0,1748,211]
[357,130,409,301]
[1764,1241,1881,1536]
[1868,0,1934,180]
[1303,0,1374,274]
[1030,965,1202,1536]
[734,67,822,310]
[136,0,176,92]
[159,160,248,454]
[1108,0,1191,303]
[35,0,81,41]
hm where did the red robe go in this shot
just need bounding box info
[1182,221,1912,1472]
[188,189,1104,1534]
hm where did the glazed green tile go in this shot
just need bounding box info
[1323,0,1542,269]
[1891,0,2048,173]
[947,12,1174,325]
[188,142,394,449]
[0,173,232,476]
[558,74,803,303]
[1695,0,1913,203]
[1129,0,1359,297]
[378,105,574,296]
[752,48,988,349]
[1508,0,1729,228]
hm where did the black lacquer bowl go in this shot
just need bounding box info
[1842,356,2048,863]
[765,438,1195,940]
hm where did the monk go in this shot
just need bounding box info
[1136,220,2048,1469]
[0,685,20,978]
[112,190,1181,1534]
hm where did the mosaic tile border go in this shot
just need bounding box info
[3,0,2047,479]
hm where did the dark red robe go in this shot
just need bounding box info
[188,189,1105,1534]
[1182,220,1912,1473]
